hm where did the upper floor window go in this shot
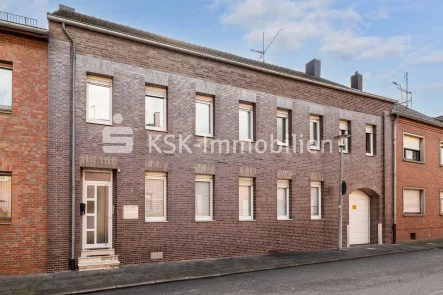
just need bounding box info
[339,120,350,153]
[195,95,213,137]
[277,179,290,220]
[403,188,424,215]
[0,174,12,224]
[310,115,321,150]
[239,177,254,220]
[366,125,375,156]
[0,63,13,112]
[239,103,254,141]
[440,142,443,166]
[277,110,289,145]
[145,86,167,131]
[195,175,213,221]
[145,172,167,222]
[403,133,424,162]
[311,182,322,219]
[86,75,112,125]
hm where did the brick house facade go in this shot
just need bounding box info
[0,20,48,275]
[47,7,395,272]
[393,105,443,242]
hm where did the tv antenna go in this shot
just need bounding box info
[392,72,412,108]
[250,29,282,63]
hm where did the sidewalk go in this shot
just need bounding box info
[2,239,443,295]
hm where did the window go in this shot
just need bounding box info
[0,64,12,112]
[0,174,12,223]
[277,180,290,220]
[440,191,443,215]
[195,175,213,221]
[145,172,167,222]
[366,125,375,156]
[239,103,253,141]
[311,182,321,219]
[440,142,443,166]
[310,115,320,149]
[86,75,112,125]
[145,86,167,131]
[195,95,213,137]
[277,110,289,145]
[239,177,254,220]
[339,120,349,153]
[403,134,424,162]
[403,188,424,215]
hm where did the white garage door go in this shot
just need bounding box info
[349,190,370,245]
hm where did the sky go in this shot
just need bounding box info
[2,0,443,117]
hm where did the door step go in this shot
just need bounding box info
[78,249,120,271]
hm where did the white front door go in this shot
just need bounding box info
[349,190,370,245]
[83,171,113,249]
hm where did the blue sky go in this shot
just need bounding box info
[3,0,443,117]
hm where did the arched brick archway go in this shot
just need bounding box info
[345,184,382,246]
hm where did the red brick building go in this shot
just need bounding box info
[0,16,48,275]
[47,6,395,272]
[393,105,443,242]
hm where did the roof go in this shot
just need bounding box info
[435,116,443,122]
[47,8,396,103]
[392,104,443,129]
[0,19,47,37]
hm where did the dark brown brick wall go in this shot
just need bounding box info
[48,21,394,272]
[0,30,48,275]
[396,117,443,242]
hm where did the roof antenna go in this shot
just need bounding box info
[392,72,412,108]
[250,29,282,63]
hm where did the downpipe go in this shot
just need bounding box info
[393,114,399,244]
[62,23,77,271]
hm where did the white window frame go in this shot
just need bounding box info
[403,132,424,163]
[145,86,167,132]
[277,110,289,146]
[402,187,424,215]
[440,190,443,216]
[239,177,254,221]
[0,174,12,224]
[195,95,214,137]
[310,115,321,150]
[440,142,443,166]
[86,76,113,125]
[366,125,374,156]
[277,179,290,220]
[145,172,167,222]
[239,103,254,141]
[311,181,322,220]
[195,175,213,221]
[0,63,13,112]
[339,120,349,153]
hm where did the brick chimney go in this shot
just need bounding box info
[351,71,363,91]
[305,59,321,78]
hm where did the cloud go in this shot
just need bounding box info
[214,0,411,60]
[415,83,443,91]
[413,50,443,65]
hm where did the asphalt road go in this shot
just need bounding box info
[94,249,443,295]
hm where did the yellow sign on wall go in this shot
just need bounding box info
[352,205,357,210]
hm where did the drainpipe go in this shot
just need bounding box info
[393,114,399,244]
[62,23,77,271]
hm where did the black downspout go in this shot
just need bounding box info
[62,23,77,271]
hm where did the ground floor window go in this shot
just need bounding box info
[0,174,11,223]
[311,182,322,219]
[239,177,254,221]
[145,172,167,222]
[403,188,424,215]
[195,175,213,221]
[277,179,290,220]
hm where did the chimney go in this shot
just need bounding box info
[305,59,321,78]
[351,71,363,91]
[59,4,75,12]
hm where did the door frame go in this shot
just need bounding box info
[348,190,371,245]
[82,170,113,250]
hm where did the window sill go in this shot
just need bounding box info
[402,158,425,164]
[146,127,168,133]
[277,142,289,147]
[239,139,254,143]
[403,213,425,217]
[239,219,256,222]
[195,219,214,222]
[0,221,12,225]
[309,147,321,151]
[311,217,325,221]
[145,220,168,223]
[196,134,213,138]
[87,120,113,126]
[277,218,293,221]
[366,153,374,157]
[0,109,12,114]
